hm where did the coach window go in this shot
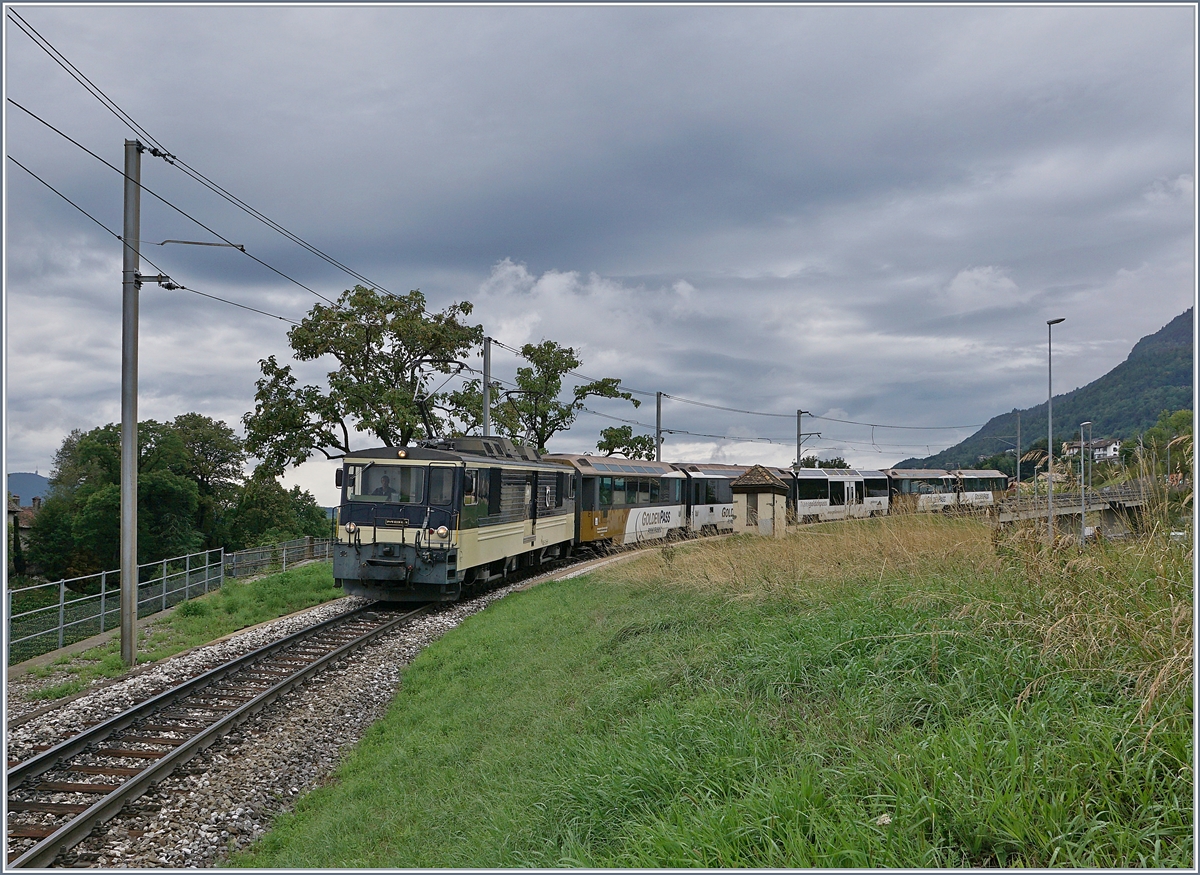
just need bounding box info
[828,481,846,505]
[612,477,626,505]
[864,478,888,498]
[649,479,660,502]
[599,476,613,507]
[795,478,828,501]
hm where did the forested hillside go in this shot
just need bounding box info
[896,308,1193,469]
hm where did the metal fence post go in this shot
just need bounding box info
[162,558,168,611]
[58,580,66,649]
[218,548,224,589]
[185,553,191,601]
[282,543,287,572]
[100,571,107,633]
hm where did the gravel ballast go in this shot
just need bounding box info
[6,583,524,868]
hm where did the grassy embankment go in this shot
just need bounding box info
[237,515,1193,868]
[15,563,342,702]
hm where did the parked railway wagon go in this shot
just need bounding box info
[670,463,739,534]
[790,467,890,522]
[541,454,687,546]
[675,463,889,524]
[882,468,1008,512]
[334,437,575,601]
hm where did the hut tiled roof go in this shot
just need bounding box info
[730,465,788,493]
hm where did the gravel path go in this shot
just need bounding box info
[6,582,523,868]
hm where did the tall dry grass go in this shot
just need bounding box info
[611,515,997,604]
[599,513,1193,724]
[990,521,1193,725]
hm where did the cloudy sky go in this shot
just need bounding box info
[4,3,1195,505]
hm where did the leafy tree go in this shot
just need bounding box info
[226,477,329,550]
[486,340,639,452]
[797,455,850,470]
[9,501,26,576]
[974,450,1018,479]
[171,413,247,548]
[244,287,483,474]
[26,494,75,580]
[1121,408,1193,472]
[26,418,225,578]
[596,425,656,460]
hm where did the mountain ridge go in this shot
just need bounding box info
[895,308,1194,470]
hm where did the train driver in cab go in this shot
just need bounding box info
[372,474,398,501]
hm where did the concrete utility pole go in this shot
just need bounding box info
[655,392,662,461]
[792,409,819,469]
[120,140,143,667]
[1046,317,1064,544]
[482,336,492,437]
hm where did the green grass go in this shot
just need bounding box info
[235,517,1192,868]
[14,562,343,701]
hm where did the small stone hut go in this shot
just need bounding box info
[730,465,788,537]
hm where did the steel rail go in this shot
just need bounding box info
[8,604,430,868]
[9,604,374,787]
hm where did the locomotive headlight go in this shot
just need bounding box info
[345,522,358,534]
[435,525,449,539]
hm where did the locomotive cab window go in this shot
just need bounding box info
[346,464,424,504]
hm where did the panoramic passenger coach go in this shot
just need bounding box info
[542,454,686,547]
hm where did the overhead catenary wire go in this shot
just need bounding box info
[8,98,338,307]
[7,8,395,297]
[8,154,300,326]
[10,13,999,448]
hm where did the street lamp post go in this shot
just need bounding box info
[1046,318,1065,544]
[1080,420,1092,545]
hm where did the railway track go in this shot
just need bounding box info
[5,603,430,868]
[5,538,708,868]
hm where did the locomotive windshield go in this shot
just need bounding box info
[345,464,425,504]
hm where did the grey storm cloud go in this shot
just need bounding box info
[4,3,1194,503]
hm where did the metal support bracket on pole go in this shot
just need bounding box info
[482,336,491,437]
[656,392,662,462]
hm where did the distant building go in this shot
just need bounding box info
[1062,438,1122,461]
[730,465,788,538]
[7,495,39,548]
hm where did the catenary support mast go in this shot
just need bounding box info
[120,140,142,667]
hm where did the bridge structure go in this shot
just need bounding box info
[992,482,1152,536]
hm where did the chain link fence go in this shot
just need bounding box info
[7,536,335,665]
[223,536,333,578]
[7,548,224,665]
